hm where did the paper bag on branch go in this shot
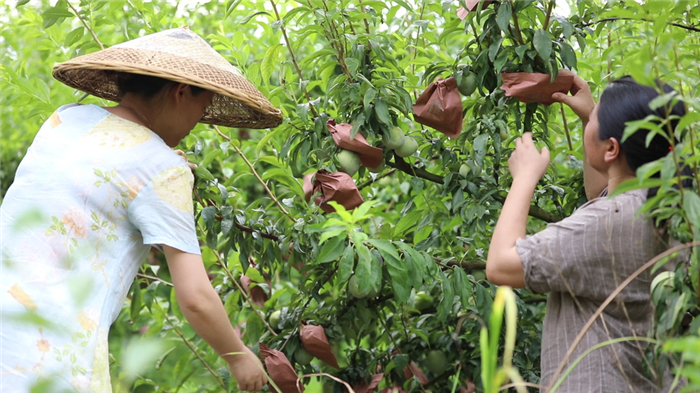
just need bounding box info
[240,258,271,308]
[302,170,364,213]
[352,373,384,393]
[500,70,577,105]
[403,361,429,385]
[259,344,305,393]
[300,323,339,369]
[413,77,463,139]
[457,0,494,19]
[327,119,383,169]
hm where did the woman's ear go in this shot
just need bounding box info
[171,83,190,105]
[603,137,622,163]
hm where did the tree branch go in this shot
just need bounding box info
[580,17,700,33]
[387,154,563,222]
[213,125,295,221]
[67,1,104,50]
[269,0,319,118]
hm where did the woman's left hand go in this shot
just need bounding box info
[174,149,198,170]
[508,132,550,184]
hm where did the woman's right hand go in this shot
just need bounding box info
[551,75,595,123]
[228,346,267,391]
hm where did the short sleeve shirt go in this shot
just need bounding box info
[516,188,675,392]
[0,104,200,392]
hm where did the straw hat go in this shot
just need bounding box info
[52,27,282,129]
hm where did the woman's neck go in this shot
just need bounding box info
[605,166,636,195]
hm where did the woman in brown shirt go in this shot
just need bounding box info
[486,75,688,392]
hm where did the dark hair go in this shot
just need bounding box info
[597,76,692,197]
[114,72,207,99]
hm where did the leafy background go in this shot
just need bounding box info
[1,0,699,392]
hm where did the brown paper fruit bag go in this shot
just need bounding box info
[327,119,384,169]
[413,77,463,139]
[259,344,306,393]
[352,373,384,393]
[241,258,271,308]
[300,323,340,369]
[500,70,577,105]
[302,170,364,213]
[403,361,429,384]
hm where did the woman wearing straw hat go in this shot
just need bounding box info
[0,28,281,392]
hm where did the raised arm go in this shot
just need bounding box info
[162,245,267,392]
[552,76,607,200]
[486,133,550,287]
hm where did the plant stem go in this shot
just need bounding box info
[560,104,573,150]
[269,0,319,118]
[542,0,556,31]
[357,168,397,190]
[152,301,227,390]
[67,1,104,49]
[386,154,563,222]
[580,17,700,33]
[509,0,526,45]
[195,218,279,337]
[213,125,295,221]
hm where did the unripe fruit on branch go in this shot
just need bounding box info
[269,310,282,329]
[413,291,433,310]
[337,149,361,176]
[457,71,477,96]
[382,127,405,150]
[426,350,449,374]
[459,164,470,178]
[295,347,314,366]
[395,136,418,157]
[348,275,371,299]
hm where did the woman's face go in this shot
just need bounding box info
[166,87,214,147]
[583,105,606,172]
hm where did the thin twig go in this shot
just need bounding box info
[67,1,104,50]
[269,0,319,118]
[150,300,226,390]
[581,17,700,33]
[194,219,278,337]
[560,104,573,151]
[357,168,397,190]
[136,273,173,286]
[213,125,295,221]
[542,0,556,31]
[547,240,700,391]
[509,0,526,45]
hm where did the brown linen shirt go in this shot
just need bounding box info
[516,188,675,392]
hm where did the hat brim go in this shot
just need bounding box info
[53,48,283,129]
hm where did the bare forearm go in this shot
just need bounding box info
[486,178,536,287]
[177,286,246,361]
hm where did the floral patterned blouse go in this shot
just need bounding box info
[0,104,200,392]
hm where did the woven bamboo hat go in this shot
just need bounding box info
[52,27,282,129]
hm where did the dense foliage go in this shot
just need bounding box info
[1,0,699,392]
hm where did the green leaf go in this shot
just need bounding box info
[355,243,373,294]
[261,44,283,85]
[42,6,74,19]
[16,0,30,6]
[385,249,411,302]
[64,27,84,47]
[368,239,400,261]
[363,87,377,111]
[437,271,454,321]
[684,191,700,237]
[239,11,270,24]
[130,281,142,322]
[394,210,421,237]
[193,166,215,181]
[337,245,355,283]
[316,235,346,263]
[559,42,577,69]
[374,98,392,126]
[533,29,552,63]
[452,267,472,307]
[200,206,217,231]
[496,2,511,32]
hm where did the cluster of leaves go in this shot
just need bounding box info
[1,0,699,392]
